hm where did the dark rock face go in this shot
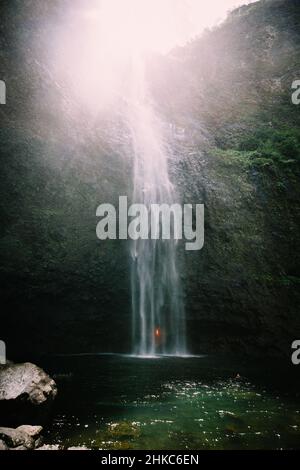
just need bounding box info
[0,0,299,359]
[0,363,57,426]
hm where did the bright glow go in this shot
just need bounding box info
[79,0,257,55]
[53,0,256,111]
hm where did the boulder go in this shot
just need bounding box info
[0,425,43,450]
[0,362,57,404]
[0,362,57,426]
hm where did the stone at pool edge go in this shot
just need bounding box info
[0,425,43,450]
[0,362,57,427]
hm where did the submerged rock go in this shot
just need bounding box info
[0,362,57,426]
[218,410,237,419]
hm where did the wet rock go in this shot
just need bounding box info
[0,362,57,426]
[0,425,43,450]
[0,363,57,404]
[225,425,239,436]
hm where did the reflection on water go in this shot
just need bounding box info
[42,354,300,450]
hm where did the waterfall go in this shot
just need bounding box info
[127,54,187,356]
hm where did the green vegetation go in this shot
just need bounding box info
[210,126,300,171]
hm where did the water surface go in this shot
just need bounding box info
[42,354,300,450]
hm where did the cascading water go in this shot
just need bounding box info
[127,54,186,357]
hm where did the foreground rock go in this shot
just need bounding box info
[0,362,57,426]
[67,446,89,451]
[0,425,43,450]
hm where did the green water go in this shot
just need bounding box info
[42,354,300,450]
